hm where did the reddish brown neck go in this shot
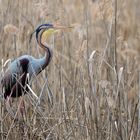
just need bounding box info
[37,28,52,69]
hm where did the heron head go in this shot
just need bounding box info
[30,23,63,43]
[36,23,55,40]
[29,23,73,44]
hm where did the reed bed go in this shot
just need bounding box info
[0,0,140,139]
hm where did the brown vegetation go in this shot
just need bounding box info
[0,0,140,139]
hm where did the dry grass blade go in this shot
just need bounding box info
[4,24,19,35]
[27,84,39,99]
[3,59,11,67]
[5,100,15,118]
[88,50,96,62]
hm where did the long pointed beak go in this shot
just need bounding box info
[53,25,73,30]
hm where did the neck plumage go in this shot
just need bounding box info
[37,28,52,70]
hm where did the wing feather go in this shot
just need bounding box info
[1,57,29,98]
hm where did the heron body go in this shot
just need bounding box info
[2,54,51,98]
[1,23,56,99]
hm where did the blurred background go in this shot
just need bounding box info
[0,0,140,139]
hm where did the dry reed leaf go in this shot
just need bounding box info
[73,23,86,39]
[4,24,19,35]
[34,2,50,19]
[27,84,39,99]
[117,36,124,43]
[90,1,102,22]
[118,67,123,84]
[1,59,11,67]
[75,0,84,10]
[88,50,96,62]
[62,88,66,111]
[128,85,138,101]
[75,40,87,66]
[99,80,115,108]
[107,96,115,108]
[63,23,77,32]
[98,0,113,22]
[85,96,91,117]
[118,23,132,41]
[99,80,113,95]
[5,99,15,118]
[114,121,118,132]
[99,80,110,89]
[117,1,137,42]
[118,47,138,61]
[117,38,139,62]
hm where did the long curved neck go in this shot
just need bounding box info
[37,29,52,69]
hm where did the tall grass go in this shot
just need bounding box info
[0,0,140,139]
